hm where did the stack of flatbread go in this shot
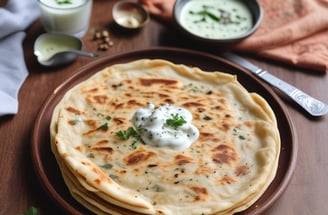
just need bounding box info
[50,59,280,215]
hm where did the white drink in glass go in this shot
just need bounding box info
[38,0,92,38]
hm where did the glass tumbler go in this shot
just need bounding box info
[38,0,92,38]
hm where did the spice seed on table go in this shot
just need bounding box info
[92,29,114,51]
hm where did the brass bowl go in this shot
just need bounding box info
[112,0,149,29]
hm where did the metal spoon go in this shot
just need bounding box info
[34,33,98,66]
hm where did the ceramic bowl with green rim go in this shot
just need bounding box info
[173,0,263,44]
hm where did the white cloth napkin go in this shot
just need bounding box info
[0,0,39,116]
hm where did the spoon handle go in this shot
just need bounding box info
[221,52,328,117]
[255,69,328,116]
[71,50,99,58]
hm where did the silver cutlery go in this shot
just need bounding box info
[221,52,328,117]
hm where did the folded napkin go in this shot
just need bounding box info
[0,0,40,116]
[139,0,328,73]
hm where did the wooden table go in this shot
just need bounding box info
[1,1,327,214]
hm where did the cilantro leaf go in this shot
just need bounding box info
[97,122,109,130]
[22,207,38,215]
[166,114,187,129]
[116,127,138,140]
[55,0,72,5]
[130,140,139,150]
[116,127,141,150]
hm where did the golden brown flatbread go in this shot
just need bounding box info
[50,59,280,214]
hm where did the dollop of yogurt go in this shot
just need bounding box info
[132,104,199,150]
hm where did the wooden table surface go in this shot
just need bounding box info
[1,1,327,214]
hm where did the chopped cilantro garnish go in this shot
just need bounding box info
[232,128,239,135]
[96,115,111,130]
[191,10,221,22]
[130,140,139,149]
[100,163,113,169]
[69,119,80,125]
[22,207,38,215]
[116,127,141,150]
[109,174,119,180]
[116,127,138,140]
[55,0,72,5]
[239,135,246,140]
[97,122,109,130]
[166,113,187,129]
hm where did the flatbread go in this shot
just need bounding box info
[50,59,280,214]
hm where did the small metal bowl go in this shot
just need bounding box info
[173,0,263,44]
[112,1,149,29]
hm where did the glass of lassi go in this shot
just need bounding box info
[37,0,92,38]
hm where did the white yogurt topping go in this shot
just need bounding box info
[132,104,199,150]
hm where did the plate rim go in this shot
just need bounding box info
[31,47,298,215]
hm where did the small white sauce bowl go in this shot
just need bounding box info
[174,0,263,44]
[112,1,149,29]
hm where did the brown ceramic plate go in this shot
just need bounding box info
[31,47,297,215]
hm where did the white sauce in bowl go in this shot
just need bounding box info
[39,0,87,8]
[179,0,253,39]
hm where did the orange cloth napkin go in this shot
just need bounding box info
[139,0,328,73]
